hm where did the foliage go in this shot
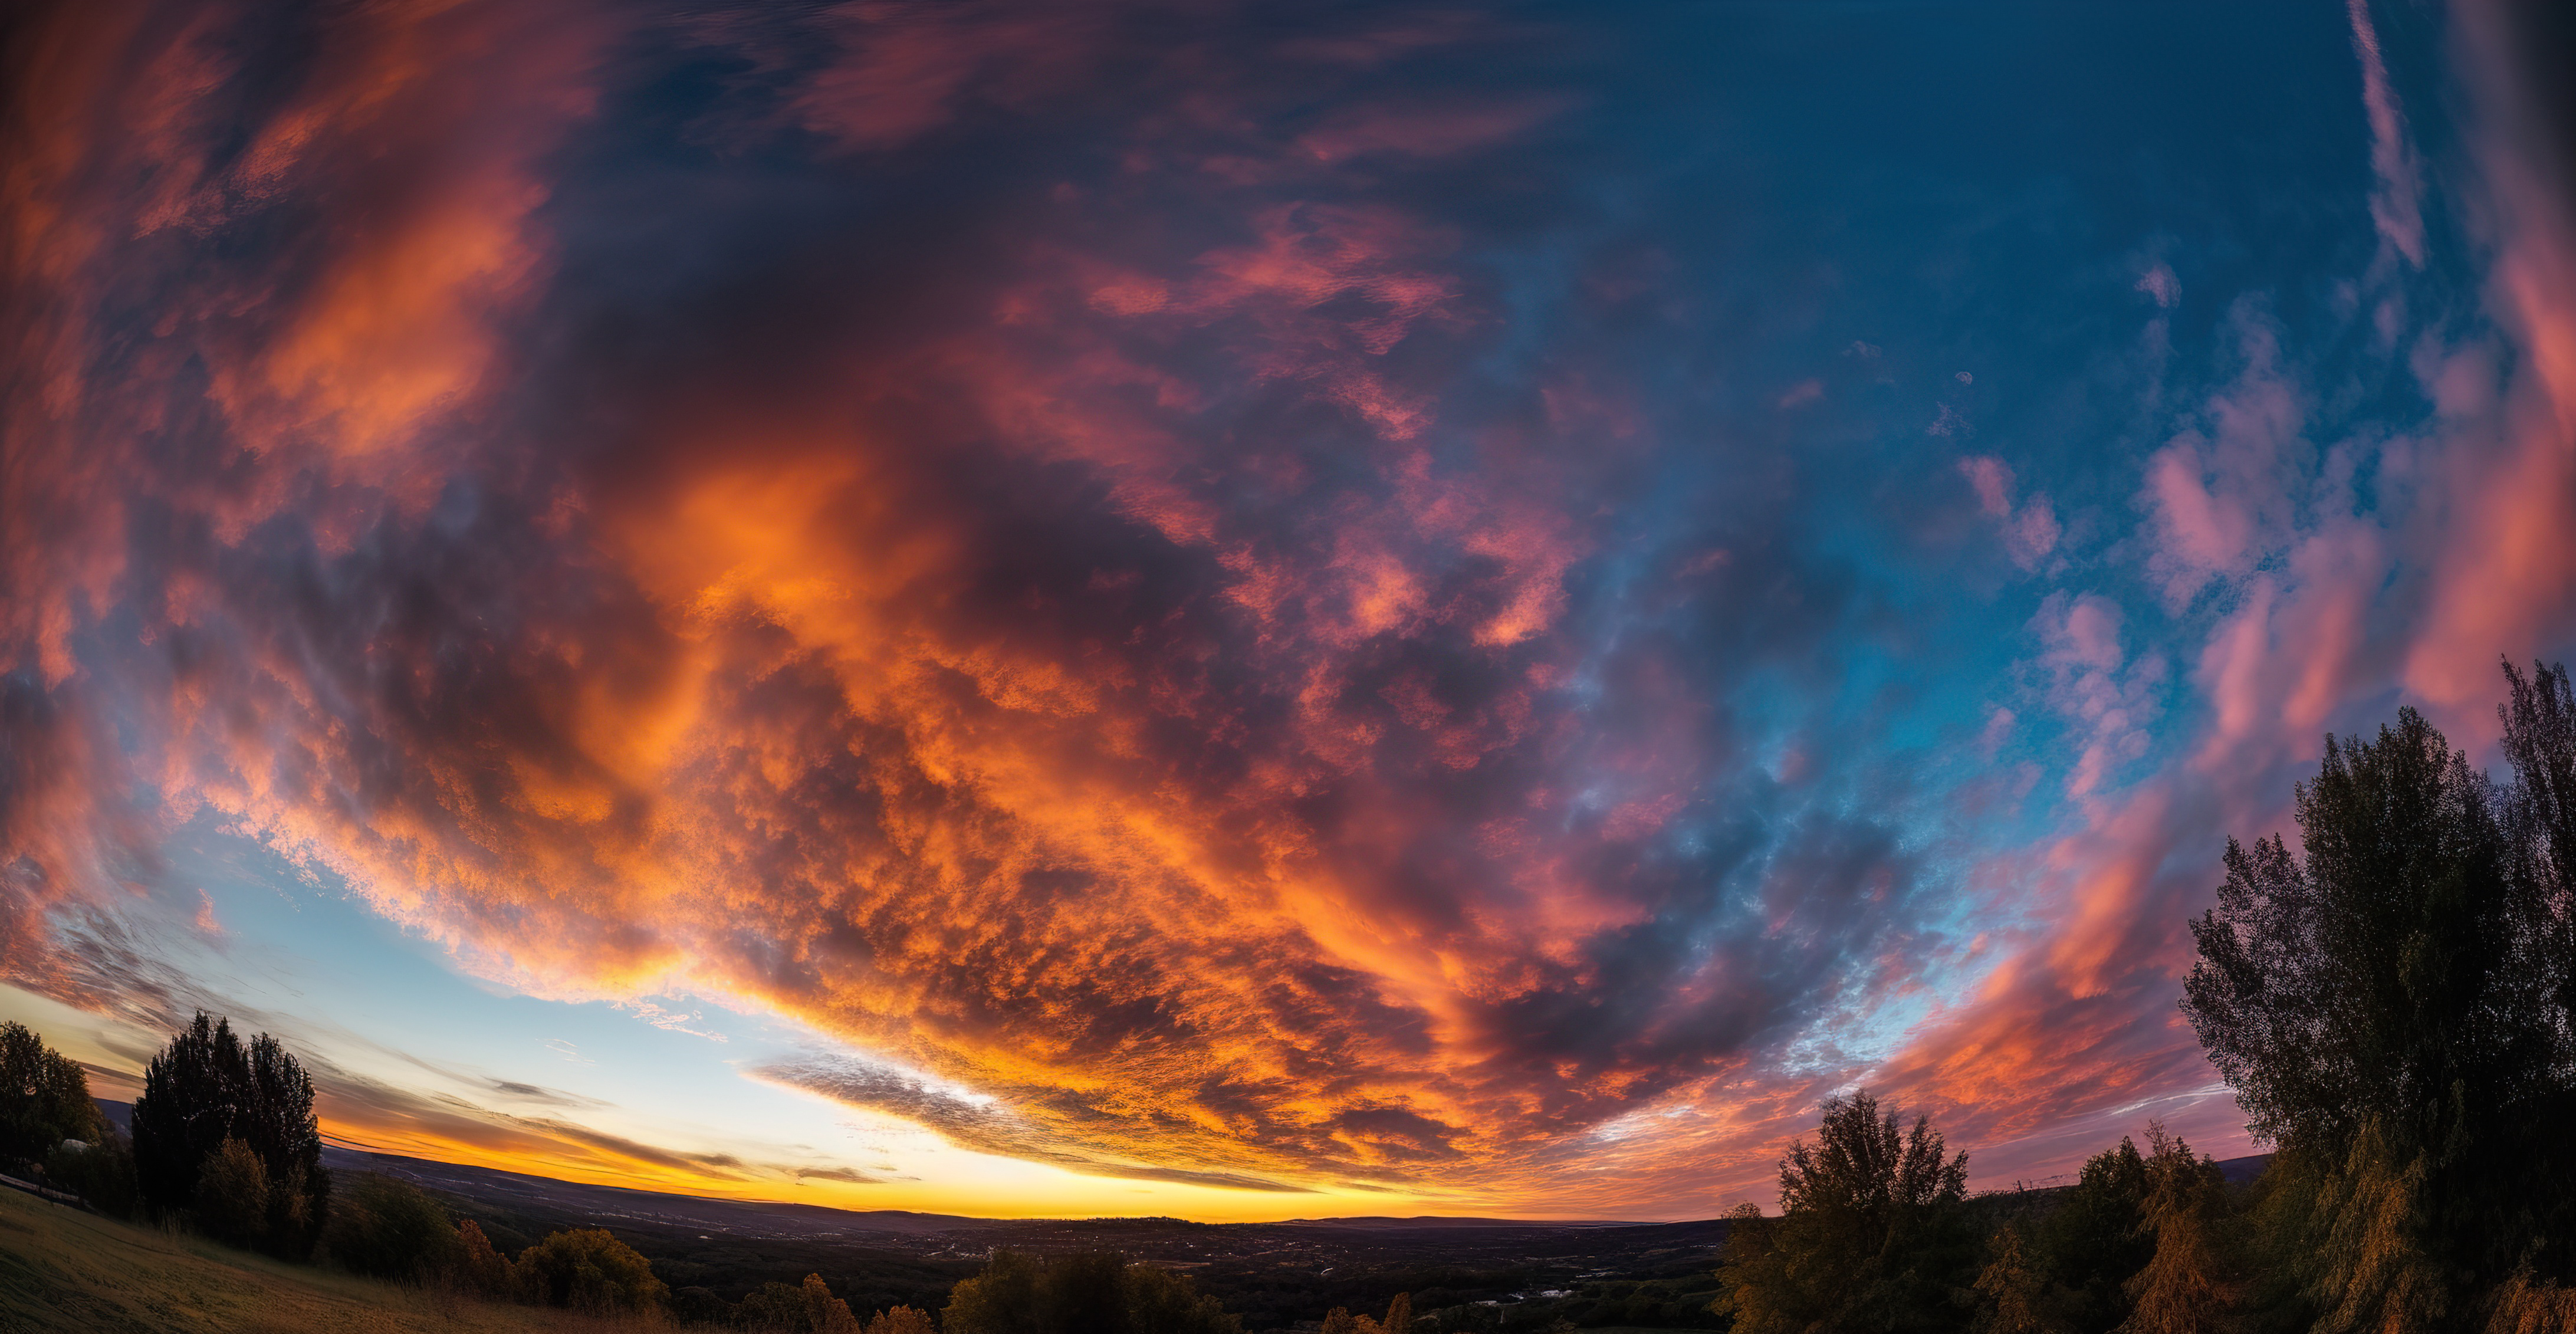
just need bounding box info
[456,1218,515,1298]
[1712,1090,1975,1333]
[1323,1293,1417,1334]
[43,1127,139,1218]
[1970,1226,2059,1334]
[945,1250,1240,1334]
[2181,663,2576,1329]
[326,1172,466,1283]
[2115,1126,2230,1334]
[869,1303,941,1334]
[2484,1270,2576,1334]
[0,1020,101,1162]
[130,1011,330,1257]
[195,1136,272,1250]
[2034,1138,2151,1333]
[511,1225,669,1314]
[737,1271,864,1332]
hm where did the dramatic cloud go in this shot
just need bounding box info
[5,0,2572,1217]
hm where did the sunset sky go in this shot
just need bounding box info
[4,0,2573,1222]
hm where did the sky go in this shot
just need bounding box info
[3,0,2574,1223]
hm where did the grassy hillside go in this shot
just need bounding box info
[0,1187,652,1334]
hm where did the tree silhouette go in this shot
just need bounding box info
[1714,1090,1974,1333]
[2035,1137,2151,1333]
[511,1226,667,1313]
[2183,661,2576,1325]
[0,1021,100,1161]
[2114,1126,2227,1334]
[129,1012,328,1257]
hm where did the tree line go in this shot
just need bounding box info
[1712,659,2576,1333]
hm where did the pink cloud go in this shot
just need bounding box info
[1959,456,2060,571]
[2345,0,2426,268]
[2134,263,2180,309]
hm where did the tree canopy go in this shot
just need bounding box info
[945,1251,1241,1334]
[0,1020,100,1161]
[129,1011,328,1257]
[2181,660,2576,1328]
[1714,1090,1974,1334]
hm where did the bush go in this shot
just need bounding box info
[672,1284,730,1324]
[512,1226,668,1314]
[738,1273,863,1332]
[455,1218,512,1297]
[43,1131,138,1218]
[195,1137,271,1249]
[323,1173,462,1282]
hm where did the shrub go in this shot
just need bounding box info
[671,1284,729,1323]
[323,1172,462,1282]
[512,1226,668,1314]
[455,1218,512,1297]
[738,1273,863,1332]
[42,1130,138,1218]
[195,1137,271,1249]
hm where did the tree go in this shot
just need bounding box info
[945,1251,1240,1334]
[1713,1090,1975,1334]
[2115,1126,2229,1334]
[2036,1138,2152,1333]
[1972,1226,2061,1334]
[195,1136,271,1249]
[511,1226,667,1313]
[323,1172,463,1283]
[129,1012,330,1257]
[1318,1299,1414,1334]
[2181,708,2524,1159]
[869,1305,940,1334]
[2182,664,2576,1326]
[2498,661,2576,1256]
[947,1250,1047,1334]
[0,1020,100,1161]
[455,1218,512,1297]
[740,1273,865,1332]
[1122,1263,1240,1334]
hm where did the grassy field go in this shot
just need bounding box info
[0,1186,658,1333]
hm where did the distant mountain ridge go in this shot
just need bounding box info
[89,1099,2270,1236]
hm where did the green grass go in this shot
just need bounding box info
[0,1186,659,1333]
